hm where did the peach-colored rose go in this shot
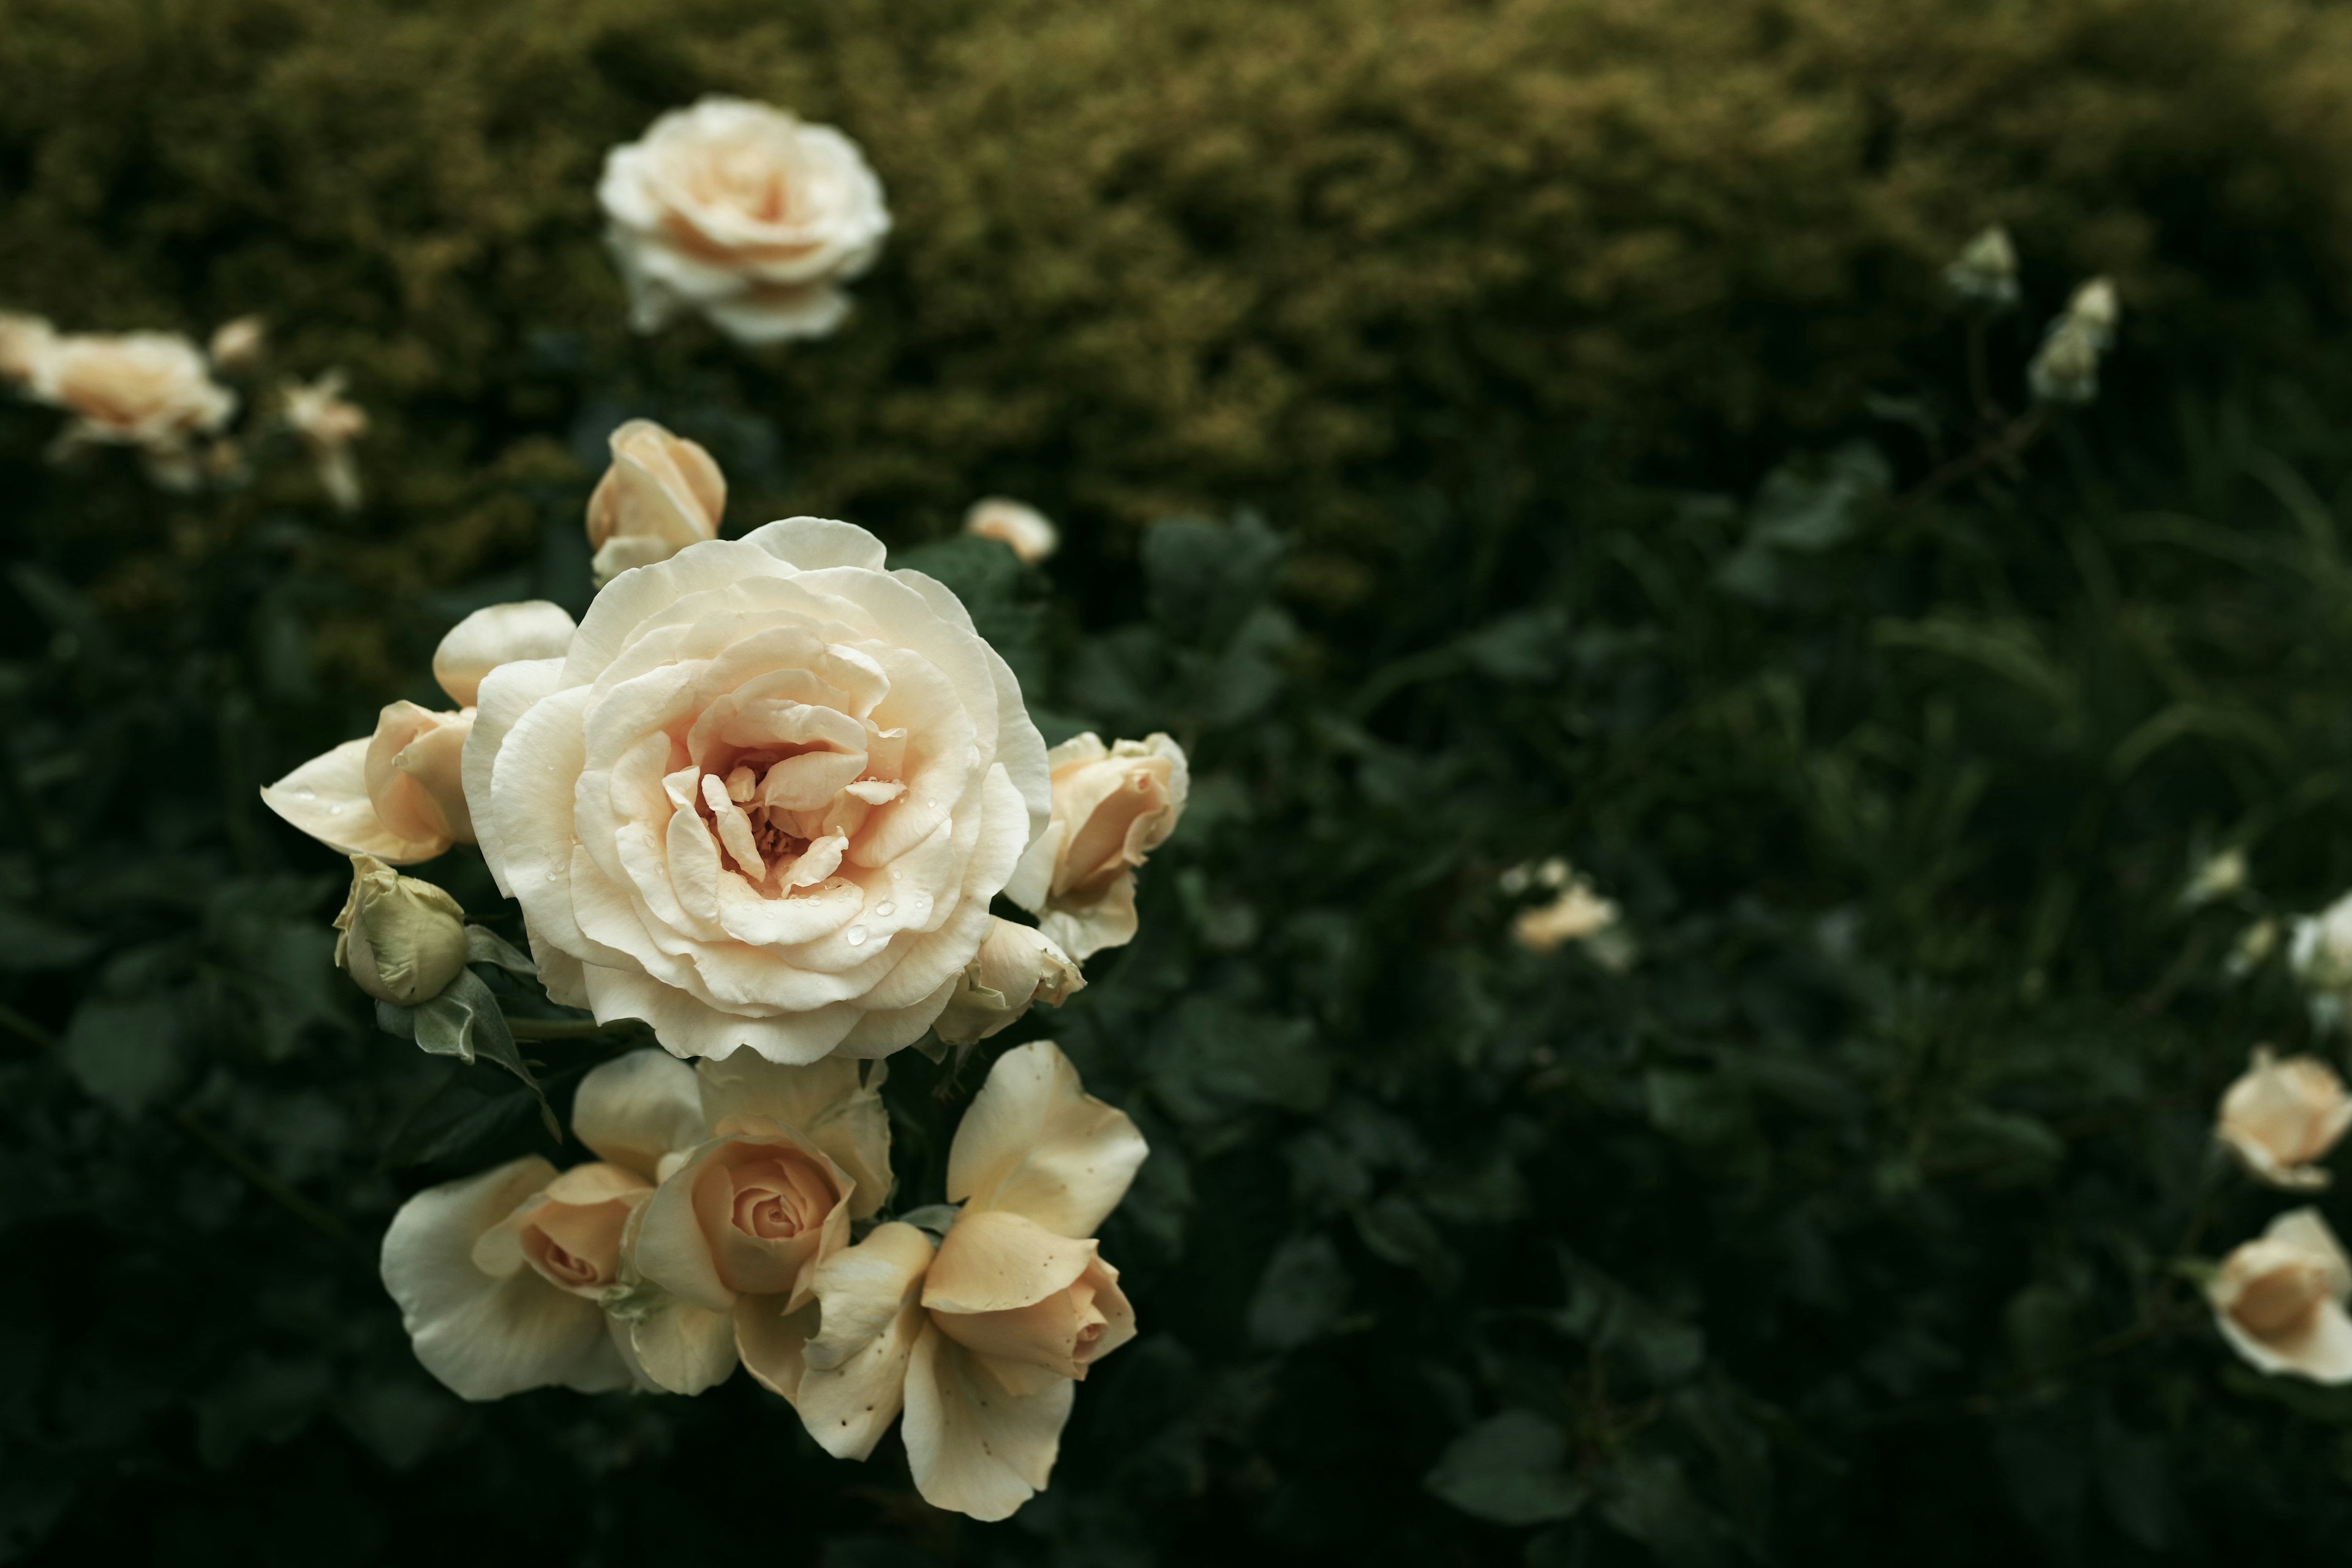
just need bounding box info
[586,419,726,587]
[609,1051,893,1396]
[2217,1046,2352,1191]
[963,499,1058,567]
[1005,733,1188,962]
[380,1049,708,1400]
[463,518,1048,1065]
[599,97,890,345]
[263,601,576,862]
[933,916,1084,1047]
[282,369,368,511]
[0,313,55,384]
[31,331,236,489]
[781,1041,1147,1520]
[2207,1207,2352,1384]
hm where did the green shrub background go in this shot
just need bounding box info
[9,0,2352,1562]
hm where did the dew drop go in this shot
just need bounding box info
[326,804,344,815]
[845,925,868,946]
[293,788,317,800]
[544,868,561,883]
[875,901,896,917]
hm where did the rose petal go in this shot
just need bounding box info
[901,1322,1075,1521]
[572,1049,709,1180]
[946,1041,1149,1238]
[260,737,446,864]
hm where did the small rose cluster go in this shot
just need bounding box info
[0,310,366,503]
[387,1039,1144,1520]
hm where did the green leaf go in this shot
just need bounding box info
[62,996,183,1117]
[1246,1233,1352,1350]
[463,925,537,978]
[411,970,559,1140]
[1424,1411,1588,1527]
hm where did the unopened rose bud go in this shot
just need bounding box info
[2182,847,2249,910]
[1004,733,1189,962]
[2027,317,2102,405]
[934,918,1085,1046]
[2291,892,2352,993]
[431,600,579,707]
[587,419,726,587]
[1943,225,2019,307]
[963,497,1059,566]
[1512,876,1620,954]
[2066,277,2119,346]
[2218,1046,2352,1191]
[2208,1207,2352,1383]
[334,854,470,1005]
[207,315,267,371]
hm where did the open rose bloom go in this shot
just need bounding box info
[2207,1207,2352,1384]
[599,96,890,344]
[29,330,236,488]
[384,1039,1144,1522]
[468,516,1048,1062]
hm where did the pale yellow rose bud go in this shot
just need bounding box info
[2067,277,2120,345]
[586,419,726,587]
[2207,1207,2352,1383]
[334,854,470,1005]
[430,600,578,707]
[206,315,267,370]
[963,497,1060,566]
[2291,893,2352,993]
[1004,733,1189,962]
[934,918,1085,1046]
[2218,1046,2352,1191]
[1511,879,1620,954]
[1943,225,2019,307]
[2028,317,2102,405]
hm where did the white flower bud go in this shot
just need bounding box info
[963,497,1060,566]
[2028,317,2103,405]
[334,854,470,1006]
[1943,225,2019,306]
[2291,892,2352,994]
[207,315,267,370]
[933,918,1085,1046]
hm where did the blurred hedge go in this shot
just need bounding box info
[9,0,2352,585]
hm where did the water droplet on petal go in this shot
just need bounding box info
[293,788,317,800]
[326,804,343,815]
[544,868,561,883]
[845,925,868,946]
[875,901,895,917]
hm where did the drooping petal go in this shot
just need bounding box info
[572,1049,709,1181]
[380,1156,614,1400]
[261,737,447,864]
[946,1041,1149,1237]
[796,1227,932,1459]
[902,1322,1075,1521]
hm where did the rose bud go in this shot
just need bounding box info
[206,315,267,370]
[963,498,1059,566]
[1005,733,1189,961]
[334,854,470,1005]
[933,918,1085,1047]
[2217,1046,2352,1191]
[586,418,726,587]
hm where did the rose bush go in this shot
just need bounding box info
[467,516,1048,1063]
[599,96,890,345]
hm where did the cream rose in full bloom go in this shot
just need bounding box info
[30,331,236,488]
[262,601,578,863]
[465,516,1047,1063]
[587,419,726,587]
[775,1041,1147,1520]
[1005,733,1188,962]
[2217,1046,2352,1191]
[381,1048,709,1399]
[2207,1207,2352,1384]
[599,97,891,345]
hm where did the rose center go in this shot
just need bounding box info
[2233,1261,2328,1336]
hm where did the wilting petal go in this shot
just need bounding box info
[796,1226,930,1458]
[380,1156,613,1400]
[261,737,447,863]
[573,1049,709,1181]
[433,600,579,707]
[946,1041,1148,1237]
[902,1322,1075,1521]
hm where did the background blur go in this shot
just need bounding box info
[10,0,2352,1561]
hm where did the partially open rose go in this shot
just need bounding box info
[782,1041,1147,1520]
[263,601,577,862]
[1006,733,1188,961]
[587,419,726,587]
[2217,1046,2352,1191]
[599,96,890,345]
[380,1048,706,1400]
[466,516,1047,1063]
[2207,1207,2352,1384]
[30,331,236,488]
